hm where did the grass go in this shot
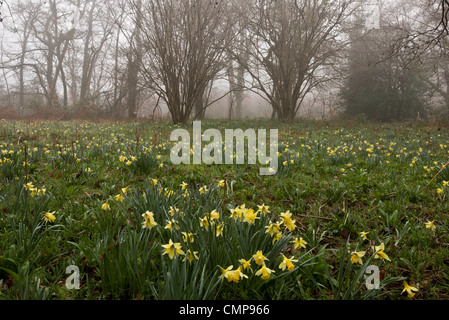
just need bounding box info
[0,118,448,300]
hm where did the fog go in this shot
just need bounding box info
[0,0,448,123]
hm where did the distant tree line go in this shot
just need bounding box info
[0,0,448,123]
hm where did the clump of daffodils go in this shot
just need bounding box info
[25,182,46,197]
[349,238,391,266]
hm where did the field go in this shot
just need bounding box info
[0,119,448,300]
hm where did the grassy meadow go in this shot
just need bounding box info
[0,119,448,300]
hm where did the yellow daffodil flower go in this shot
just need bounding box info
[142,211,158,229]
[210,209,220,220]
[114,193,124,202]
[199,216,209,230]
[402,281,419,298]
[350,251,366,265]
[121,187,130,195]
[265,221,281,237]
[101,202,111,211]
[232,266,248,283]
[292,237,307,250]
[183,250,199,264]
[257,204,270,215]
[181,232,194,243]
[230,208,243,222]
[161,240,185,260]
[43,211,56,223]
[359,231,369,241]
[216,223,224,237]
[243,208,258,224]
[239,258,252,271]
[255,264,275,280]
[252,250,269,266]
[164,218,179,231]
[425,220,436,232]
[219,265,235,282]
[169,206,179,216]
[372,243,391,261]
[280,211,296,231]
[279,254,298,271]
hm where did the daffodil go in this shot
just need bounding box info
[180,182,188,190]
[199,185,208,194]
[255,264,275,280]
[101,202,111,211]
[210,209,220,220]
[257,204,270,215]
[401,281,419,298]
[43,211,56,223]
[151,178,158,186]
[243,208,258,224]
[372,243,391,261]
[183,250,199,264]
[199,216,209,230]
[114,193,124,202]
[238,258,252,271]
[169,206,179,216]
[181,232,194,243]
[292,237,307,250]
[265,221,281,237]
[272,231,282,244]
[359,231,369,241]
[232,266,248,283]
[164,218,179,231]
[164,188,174,197]
[219,265,235,282]
[280,210,296,231]
[161,240,185,259]
[29,187,38,197]
[252,250,269,266]
[121,186,130,195]
[279,254,298,271]
[425,220,436,232]
[217,180,225,188]
[142,211,158,229]
[215,223,224,237]
[350,251,366,265]
[230,208,243,222]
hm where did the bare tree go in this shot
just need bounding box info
[1,1,40,115]
[136,0,235,124]
[236,0,356,121]
[437,0,449,34]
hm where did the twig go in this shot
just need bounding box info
[24,144,28,184]
[424,160,449,189]
[296,213,335,221]
[40,166,59,185]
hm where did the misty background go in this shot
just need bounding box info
[0,0,448,123]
